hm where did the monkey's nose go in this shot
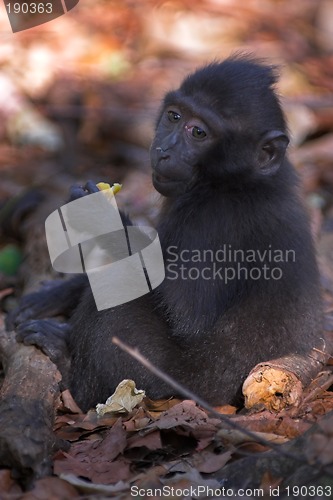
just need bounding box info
[156,147,170,160]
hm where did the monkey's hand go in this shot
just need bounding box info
[68,180,100,201]
[68,180,122,201]
[16,318,71,382]
[68,180,131,228]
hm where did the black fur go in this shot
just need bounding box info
[11,57,322,411]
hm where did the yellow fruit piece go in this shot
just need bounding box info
[111,183,122,194]
[96,182,111,191]
[96,182,122,194]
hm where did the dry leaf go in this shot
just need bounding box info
[146,400,220,436]
[60,389,83,414]
[191,449,232,473]
[96,379,145,415]
[217,428,289,446]
[54,419,131,484]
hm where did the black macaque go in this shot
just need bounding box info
[9,56,322,412]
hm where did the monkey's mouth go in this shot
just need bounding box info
[152,172,187,196]
[154,173,174,184]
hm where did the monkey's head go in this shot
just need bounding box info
[150,56,289,197]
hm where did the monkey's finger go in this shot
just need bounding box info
[68,184,89,201]
[84,180,100,194]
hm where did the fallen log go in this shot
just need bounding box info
[243,337,332,411]
[0,316,62,486]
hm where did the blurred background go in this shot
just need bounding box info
[0,0,333,301]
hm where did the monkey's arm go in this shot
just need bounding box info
[5,275,87,331]
[6,180,129,330]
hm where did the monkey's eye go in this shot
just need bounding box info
[189,126,207,140]
[167,110,181,122]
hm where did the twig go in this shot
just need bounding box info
[112,336,309,464]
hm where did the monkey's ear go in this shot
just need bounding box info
[257,131,289,176]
